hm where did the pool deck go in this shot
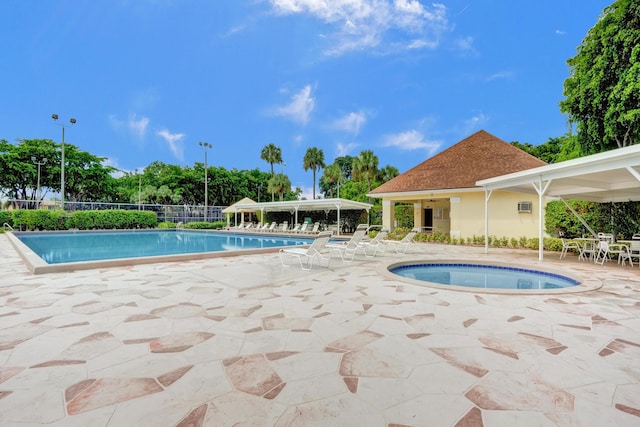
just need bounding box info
[0,233,639,426]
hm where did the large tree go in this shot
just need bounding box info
[0,138,117,203]
[267,173,291,201]
[320,163,343,198]
[352,150,379,203]
[302,147,325,199]
[560,0,640,152]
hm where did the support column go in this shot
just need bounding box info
[413,202,422,229]
[484,190,492,254]
[382,200,394,230]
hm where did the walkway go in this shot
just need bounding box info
[0,235,639,426]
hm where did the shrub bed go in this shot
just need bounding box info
[7,209,158,231]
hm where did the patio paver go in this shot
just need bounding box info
[0,234,639,426]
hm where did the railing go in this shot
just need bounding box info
[3,223,13,231]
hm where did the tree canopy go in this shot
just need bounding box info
[560,0,640,152]
[0,138,117,203]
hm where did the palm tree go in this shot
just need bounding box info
[267,173,291,201]
[320,163,343,198]
[352,150,379,202]
[303,147,325,199]
[378,165,399,183]
[261,143,283,201]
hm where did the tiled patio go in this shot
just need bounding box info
[1,233,639,426]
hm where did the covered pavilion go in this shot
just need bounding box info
[221,197,257,227]
[233,198,373,235]
[476,144,640,260]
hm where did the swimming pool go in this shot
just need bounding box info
[10,230,313,274]
[388,262,582,292]
[16,230,313,263]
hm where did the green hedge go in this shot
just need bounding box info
[7,209,158,231]
[387,227,565,252]
[182,220,226,230]
[0,210,14,228]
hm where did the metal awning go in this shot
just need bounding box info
[476,144,640,260]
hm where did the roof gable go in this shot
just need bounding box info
[370,130,547,194]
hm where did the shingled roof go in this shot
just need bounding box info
[370,130,547,194]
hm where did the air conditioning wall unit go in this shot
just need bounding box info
[518,201,532,213]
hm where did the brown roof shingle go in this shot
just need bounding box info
[370,130,547,194]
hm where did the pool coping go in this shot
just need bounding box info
[379,259,602,294]
[6,230,306,275]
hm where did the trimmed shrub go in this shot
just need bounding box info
[183,220,226,230]
[10,209,157,231]
[0,211,13,228]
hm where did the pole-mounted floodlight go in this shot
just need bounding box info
[52,114,76,209]
[199,142,212,221]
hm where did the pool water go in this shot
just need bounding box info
[16,230,313,264]
[390,263,580,290]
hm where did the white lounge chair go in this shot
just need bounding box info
[359,228,389,257]
[326,224,370,262]
[297,223,308,234]
[279,231,333,270]
[384,228,420,254]
[290,223,301,233]
[262,222,277,233]
[306,222,320,235]
[277,222,289,233]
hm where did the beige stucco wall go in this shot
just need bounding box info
[453,191,540,239]
[377,189,542,239]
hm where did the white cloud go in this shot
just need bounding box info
[128,114,149,139]
[269,0,449,56]
[382,129,441,154]
[156,129,185,162]
[486,71,514,82]
[332,111,367,135]
[336,141,359,156]
[272,85,316,125]
[555,29,566,36]
[108,113,150,140]
[462,111,488,134]
[453,35,476,55]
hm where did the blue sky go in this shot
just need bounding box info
[1,0,612,199]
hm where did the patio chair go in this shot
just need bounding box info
[559,233,582,260]
[307,222,320,235]
[359,228,389,257]
[383,228,420,254]
[629,240,640,267]
[595,241,633,266]
[277,222,289,233]
[290,223,301,233]
[297,222,308,234]
[263,222,277,233]
[326,224,370,262]
[279,231,333,270]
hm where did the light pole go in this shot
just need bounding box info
[52,114,76,209]
[199,141,212,221]
[137,170,142,210]
[31,157,47,203]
